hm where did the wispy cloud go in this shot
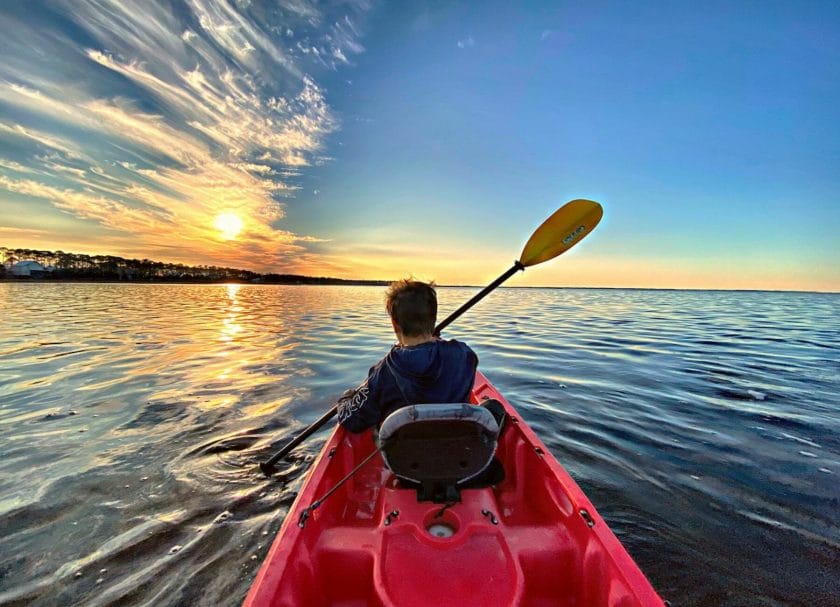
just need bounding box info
[457,36,475,49]
[0,0,368,272]
[0,158,36,174]
[0,120,85,160]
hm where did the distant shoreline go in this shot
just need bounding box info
[4,248,836,294]
[1,278,836,294]
[0,276,390,287]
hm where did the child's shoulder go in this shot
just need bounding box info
[440,337,473,350]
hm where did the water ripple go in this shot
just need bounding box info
[0,284,838,606]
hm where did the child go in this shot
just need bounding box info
[337,279,478,433]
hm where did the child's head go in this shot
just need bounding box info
[385,279,437,337]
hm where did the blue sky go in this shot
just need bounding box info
[1,1,838,290]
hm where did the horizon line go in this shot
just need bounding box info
[2,246,837,295]
[2,278,837,296]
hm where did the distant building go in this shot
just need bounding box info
[11,260,48,278]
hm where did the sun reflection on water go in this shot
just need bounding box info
[225,283,241,302]
[220,284,243,344]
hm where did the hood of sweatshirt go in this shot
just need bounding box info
[384,339,477,404]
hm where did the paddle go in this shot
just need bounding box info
[259,199,603,476]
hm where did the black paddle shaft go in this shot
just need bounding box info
[260,406,339,475]
[259,260,525,476]
[433,261,524,335]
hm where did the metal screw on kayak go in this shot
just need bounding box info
[384,509,400,526]
[481,509,499,525]
[579,509,595,528]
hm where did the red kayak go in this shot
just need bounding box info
[245,371,666,606]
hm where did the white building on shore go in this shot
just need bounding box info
[9,260,49,277]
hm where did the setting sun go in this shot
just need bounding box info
[214,212,244,240]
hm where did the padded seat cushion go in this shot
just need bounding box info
[378,404,500,488]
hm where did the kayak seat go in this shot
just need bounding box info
[377,403,501,503]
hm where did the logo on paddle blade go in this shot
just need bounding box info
[562,225,586,245]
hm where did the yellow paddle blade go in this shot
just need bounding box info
[518,199,603,267]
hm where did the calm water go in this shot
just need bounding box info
[0,283,838,606]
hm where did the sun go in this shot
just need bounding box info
[214,212,244,240]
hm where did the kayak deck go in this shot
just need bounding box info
[245,372,665,607]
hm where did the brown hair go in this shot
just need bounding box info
[385,279,437,337]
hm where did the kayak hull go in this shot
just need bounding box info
[245,371,665,607]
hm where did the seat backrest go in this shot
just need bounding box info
[378,403,500,502]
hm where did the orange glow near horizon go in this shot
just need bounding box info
[2,226,837,293]
[284,246,840,293]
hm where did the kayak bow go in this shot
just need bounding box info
[245,371,665,607]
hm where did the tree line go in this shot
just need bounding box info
[0,246,388,285]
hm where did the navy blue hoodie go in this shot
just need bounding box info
[337,339,478,433]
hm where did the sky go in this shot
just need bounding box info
[0,0,838,291]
